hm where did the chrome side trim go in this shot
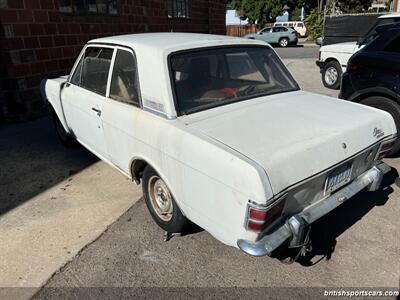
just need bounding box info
[143,106,176,120]
[237,162,389,257]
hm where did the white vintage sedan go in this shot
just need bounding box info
[42,33,396,258]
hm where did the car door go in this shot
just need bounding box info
[261,28,275,43]
[101,47,142,174]
[270,27,282,43]
[62,46,114,161]
[256,28,270,42]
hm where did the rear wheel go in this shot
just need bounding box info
[359,96,400,155]
[279,37,289,48]
[322,61,342,90]
[142,166,190,233]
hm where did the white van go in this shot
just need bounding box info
[274,21,307,37]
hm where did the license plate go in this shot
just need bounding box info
[325,163,352,194]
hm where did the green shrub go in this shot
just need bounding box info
[305,9,323,40]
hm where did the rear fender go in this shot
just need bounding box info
[350,87,400,104]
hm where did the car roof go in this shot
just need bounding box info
[89,32,266,53]
[87,33,271,119]
[379,13,400,19]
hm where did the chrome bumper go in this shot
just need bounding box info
[237,163,391,257]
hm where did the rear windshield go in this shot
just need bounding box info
[361,17,400,45]
[170,46,299,115]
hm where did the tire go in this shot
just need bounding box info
[279,37,289,48]
[142,166,190,233]
[52,112,76,147]
[359,96,400,155]
[322,61,342,90]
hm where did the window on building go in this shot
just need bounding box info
[59,0,119,15]
[109,49,140,106]
[168,0,191,18]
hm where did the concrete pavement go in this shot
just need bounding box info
[0,118,142,299]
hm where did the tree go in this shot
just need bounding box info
[229,0,312,25]
[335,0,373,13]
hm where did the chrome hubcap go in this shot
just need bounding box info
[325,67,338,85]
[280,39,288,47]
[148,176,173,221]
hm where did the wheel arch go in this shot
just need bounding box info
[349,88,400,105]
[323,57,341,67]
[130,157,150,184]
[130,156,188,217]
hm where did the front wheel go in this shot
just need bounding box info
[279,38,289,47]
[359,96,400,155]
[52,112,76,147]
[322,61,342,89]
[142,166,190,233]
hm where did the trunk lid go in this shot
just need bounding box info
[181,91,396,194]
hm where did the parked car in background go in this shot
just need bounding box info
[340,25,400,154]
[274,21,307,37]
[42,33,395,259]
[245,26,298,47]
[316,14,400,89]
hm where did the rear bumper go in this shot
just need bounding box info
[237,162,391,257]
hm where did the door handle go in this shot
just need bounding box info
[91,107,102,116]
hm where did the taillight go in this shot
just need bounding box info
[376,138,396,160]
[245,200,285,233]
[347,63,358,74]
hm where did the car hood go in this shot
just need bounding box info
[181,91,396,194]
[320,41,360,54]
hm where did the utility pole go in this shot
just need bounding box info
[394,0,400,12]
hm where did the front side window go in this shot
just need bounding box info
[170,47,299,115]
[109,49,140,106]
[71,47,113,96]
[168,0,191,18]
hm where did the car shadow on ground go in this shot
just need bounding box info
[0,116,98,216]
[275,167,398,266]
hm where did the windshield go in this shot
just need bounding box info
[170,46,299,115]
[360,17,400,45]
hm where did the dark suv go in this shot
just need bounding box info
[339,25,400,153]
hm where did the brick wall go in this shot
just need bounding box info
[0,0,226,123]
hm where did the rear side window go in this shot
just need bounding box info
[297,23,304,28]
[71,47,113,96]
[109,49,140,106]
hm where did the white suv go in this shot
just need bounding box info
[316,14,400,89]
